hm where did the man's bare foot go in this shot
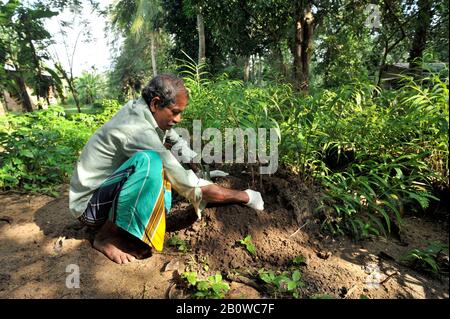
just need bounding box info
[93,220,151,264]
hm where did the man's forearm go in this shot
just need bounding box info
[200,184,249,204]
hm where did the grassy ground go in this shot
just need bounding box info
[61,102,101,115]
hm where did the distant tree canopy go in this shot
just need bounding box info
[1,0,448,108]
[106,0,448,98]
[0,0,96,112]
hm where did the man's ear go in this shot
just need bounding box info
[149,96,160,112]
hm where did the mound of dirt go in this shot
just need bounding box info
[167,174,318,273]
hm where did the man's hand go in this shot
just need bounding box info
[244,189,264,211]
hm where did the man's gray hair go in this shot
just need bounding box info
[142,74,187,108]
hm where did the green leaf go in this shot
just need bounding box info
[422,257,439,273]
[214,273,222,282]
[20,149,34,158]
[246,243,256,255]
[292,270,301,282]
[197,281,209,291]
[287,281,297,291]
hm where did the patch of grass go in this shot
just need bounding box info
[62,102,100,115]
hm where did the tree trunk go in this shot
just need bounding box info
[300,6,314,91]
[15,73,33,112]
[151,33,158,77]
[292,14,302,90]
[0,92,7,115]
[251,55,256,82]
[292,2,314,93]
[243,56,250,82]
[273,45,287,78]
[55,63,81,113]
[69,80,81,113]
[408,0,433,71]
[258,54,263,85]
[197,13,206,65]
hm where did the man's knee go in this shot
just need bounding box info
[129,150,162,169]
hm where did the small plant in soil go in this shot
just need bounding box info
[237,235,256,255]
[167,235,188,252]
[258,268,305,298]
[181,271,230,299]
[402,241,449,275]
[291,255,307,266]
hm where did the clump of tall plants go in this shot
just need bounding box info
[294,74,449,239]
[180,60,448,240]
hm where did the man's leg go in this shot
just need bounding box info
[93,150,167,264]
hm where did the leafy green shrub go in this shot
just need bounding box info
[0,100,121,195]
[179,65,448,240]
[291,74,449,239]
[75,71,106,105]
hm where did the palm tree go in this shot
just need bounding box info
[75,71,104,105]
[111,0,162,77]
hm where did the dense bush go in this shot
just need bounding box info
[0,100,121,195]
[181,71,448,239]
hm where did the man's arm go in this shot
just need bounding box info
[200,184,249,204]
[201,184,264,211]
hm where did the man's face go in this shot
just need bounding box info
[150,91,188,131]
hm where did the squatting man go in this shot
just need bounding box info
[69,74,264,264]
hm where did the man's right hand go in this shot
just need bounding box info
[244,189,264,211]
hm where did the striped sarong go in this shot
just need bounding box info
[79,150,171,251]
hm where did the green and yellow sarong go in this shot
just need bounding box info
[79,150,171,251]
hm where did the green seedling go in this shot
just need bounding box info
[292,255,307,266]
[238,235,256,255]
[258,268,305,298]
[167,235,188,252]
[181,271,230,299]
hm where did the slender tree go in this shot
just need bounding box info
[408,0,433,70]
